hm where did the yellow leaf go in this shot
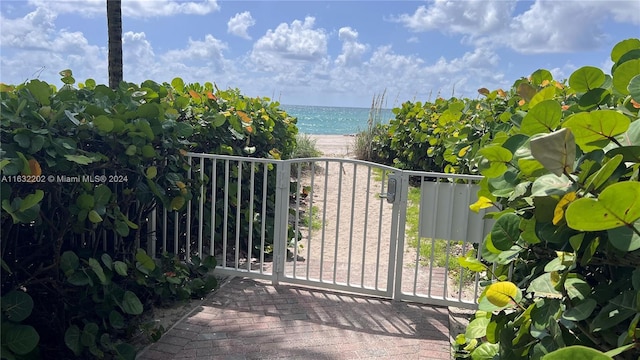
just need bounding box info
[458,145,471,157]
[170,196,186,211]
[541,79,550,87]
[553,191,577,225]
[269,149,281,160]
[245,125,254,134]
[469,196,494,213]
[486,281,519,307]
[497,89,506,98]
[518,99,526,106]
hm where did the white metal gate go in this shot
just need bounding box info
[149,153,493,309]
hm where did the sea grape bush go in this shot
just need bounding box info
[0,73,297,358]
[453,38,640,359]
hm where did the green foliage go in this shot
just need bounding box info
[0,73,296,358]
[453,38,640,359]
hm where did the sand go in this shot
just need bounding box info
[308,134,356,157]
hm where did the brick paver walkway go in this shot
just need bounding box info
[138,277,452,360]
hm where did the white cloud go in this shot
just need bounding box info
[393,0,636,54]
[335,27,368,67]
[227,11,255,40]
[251,17,328,71]
[0,7,56,50]
[394,0,515,36]
[26,0,219,18]
[504,1,606,53]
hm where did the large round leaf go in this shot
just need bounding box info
[562,110,630,152]
[485,281,521,308]
[4,324,40,355]
[566,182,640,231]
[611,38,640,63]
[613,59,640,95]
[521,100,562,136]
[490,213,520,251]
[628,74,640,102]
[1,291,33,322]
[530,128,575,176]
[569,66,605,92]
[542,345,612,360]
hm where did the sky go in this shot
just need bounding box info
[0,1,639,108]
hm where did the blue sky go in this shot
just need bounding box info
[1,0,639,107]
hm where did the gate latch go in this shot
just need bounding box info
[380,177,397,203]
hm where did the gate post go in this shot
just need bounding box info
[390,171,410,301]
[272,160,290,286]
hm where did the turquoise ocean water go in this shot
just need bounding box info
[280,104,394,135]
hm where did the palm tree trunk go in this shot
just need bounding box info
[107,0,123,89]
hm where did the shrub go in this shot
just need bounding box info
[454,38,640,359]
[0,72,297,358]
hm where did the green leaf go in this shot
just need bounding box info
[113,261,128,276]
[569,66,605,92]
[529,86,556,108]
[562,298,596,321]
[135,249,156,271]
[101,253,113,270]
[125,145,137,156]
[607,220,640,251]
[67,270,92,286]
[530,128,575,176]
[465,316,490,339]
[531,174,576,197]
[531,298,562,330]
[64,325,81,356]
[88,209,103,223]
[109,310,125,329]
[530,69,553,86]
[26,79,51,106]
[527,273,562,298]
[114,219,130,237]
[88,258,107,284]
[457,254,487,272]
[174,122,193,137]
[583,154,623,192]
[1,291,34,322]
[591,294,637,332]
[121,291,143,315]
[613,58,640,95]
[611,38,640,63]
[65,154,95,165]
[521,100,562,136]
[628,74,640,102]
[470,342,499,360]
[5,324,40,355]
[562,110,630,152]
[490,213,520,251]
[478,146,512,177]
[80,322,98,347]
[76,193,95,210]
[13,133,30,149]
[171,77,185,93]
[18,190,44,212]
[566,182,640,231]
[60,251,79,276]
[94,184,112,206]
[93,115,114,132]
[145,166,158,179]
